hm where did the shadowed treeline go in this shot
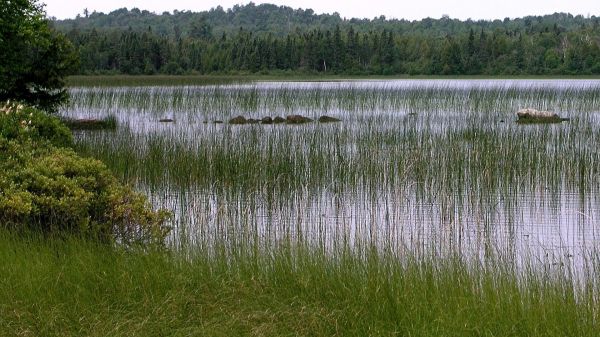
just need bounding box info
[56,5,600,75]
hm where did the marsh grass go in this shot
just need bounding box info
[4,79,599,335]
[65,80,600,119]
[1,231,599,337]
[65,80,600,266]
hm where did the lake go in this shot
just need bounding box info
[62,79,600,274]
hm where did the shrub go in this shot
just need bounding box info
[0,101,72,147]
[0,102,171,246]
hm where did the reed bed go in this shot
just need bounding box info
[64,79,600,273]
[4,79,598,335]
[65,80,600,120]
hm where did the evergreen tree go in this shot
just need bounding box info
[0,0,78,112]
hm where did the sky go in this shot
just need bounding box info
[42,0,599,21]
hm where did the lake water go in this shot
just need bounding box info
[63,79,600,272]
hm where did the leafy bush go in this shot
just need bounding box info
[0,102,171,246]
[0,101,72,147]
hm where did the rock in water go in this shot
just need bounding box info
[286,115,313,124]
[62,118,117,130]
[273,116,286,124]
[261,117,273,124]
[516,108,569,124]
[318,115,341,123]
[229,115,247,125]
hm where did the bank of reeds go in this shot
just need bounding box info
[65,80,600,265]
[2,78,594,335]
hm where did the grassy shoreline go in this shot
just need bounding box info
[1,232,599,337]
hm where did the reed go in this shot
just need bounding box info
[5,79,600,335]
[64,79,600,279]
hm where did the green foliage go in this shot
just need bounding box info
[1,236,599,336]
[0,101,72,147]
[0,0,78,112]
[55,5,600,76]
[52,4,598,39]
[0,102,170,246]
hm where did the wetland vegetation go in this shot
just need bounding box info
[4,70,600,335]
[3,0,600,334]
[2,229,600,336]
[64,80,600,260]
[4,78,590,335]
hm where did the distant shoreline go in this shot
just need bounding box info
[67,74,600,87]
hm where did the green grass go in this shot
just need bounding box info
[39,79,600,335]
[1,232,598,337]
[64,82,600,120]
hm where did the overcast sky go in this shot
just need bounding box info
[42,0,599,21]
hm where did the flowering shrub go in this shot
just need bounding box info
[0,100,72,148]
[0,102,171,246]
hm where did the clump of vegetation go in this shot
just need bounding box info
[61,115,118,130]
[0,100,73,147]
[0,101,170,246]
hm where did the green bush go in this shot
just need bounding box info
[0,102,171,246]
[0,101,72,147]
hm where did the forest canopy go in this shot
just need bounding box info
[55,3,600,75]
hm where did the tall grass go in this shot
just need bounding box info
[64,80,600,120]
[63,79,600,272]
[1,231,599,336]
[4,79,597,335]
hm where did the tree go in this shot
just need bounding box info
[189,18,212,40]
[0,0,78,112]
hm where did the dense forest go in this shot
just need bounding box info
[54,3,600,75]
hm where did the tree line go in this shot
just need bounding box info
[55,4,599,40]
[56,4,600,76]
[63,24,600,76]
